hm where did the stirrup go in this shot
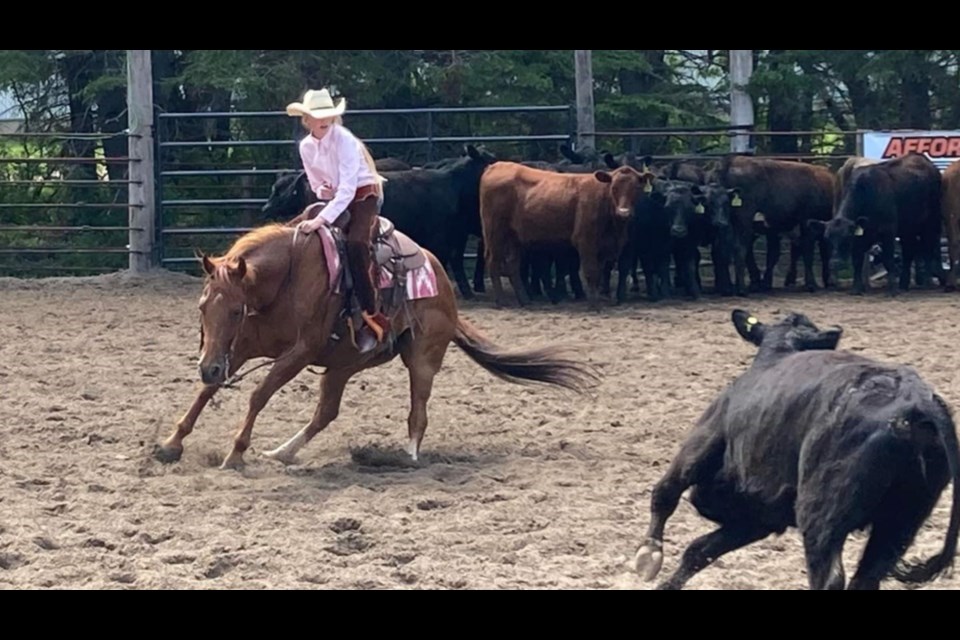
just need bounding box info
[362,311,388,343]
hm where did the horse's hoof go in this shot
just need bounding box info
[153,443,183,464]
[634,542,664,582]
[219,452,246,471]
[262,447,297,466]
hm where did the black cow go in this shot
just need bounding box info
[714,155,835,295]
[634,309,960,590]
[374,157,411,172]
[259,144,497,300]
[809,152,943,296]
[699,183,739,297]
[609,173,672,303]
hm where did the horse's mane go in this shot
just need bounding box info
[224,224,292,261]
[204,224,294,284]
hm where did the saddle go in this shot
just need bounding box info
[372,217,427,276]
[327,216,427,351]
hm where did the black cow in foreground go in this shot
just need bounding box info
[634,309,960,590]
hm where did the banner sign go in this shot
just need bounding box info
[863,131,960,173]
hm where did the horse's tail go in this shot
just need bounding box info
[453,315,600,394]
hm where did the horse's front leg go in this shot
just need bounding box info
[221,344,314,470]
[156,349,252,464]
[155,384,221,463]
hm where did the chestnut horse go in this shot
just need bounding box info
[156,224,599,470]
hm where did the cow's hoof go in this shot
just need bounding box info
[633,542,664,582]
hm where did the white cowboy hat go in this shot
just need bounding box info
[285,88,347,119]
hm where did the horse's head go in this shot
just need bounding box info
[197,252,252,385]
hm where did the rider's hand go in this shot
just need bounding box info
[296,217,324,236]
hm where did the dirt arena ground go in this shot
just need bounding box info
[2,270,960,590]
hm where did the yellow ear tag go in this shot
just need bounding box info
[732,195,743,207]
[695,204,705,215]
[753,212,767,224]
[644,182,653,194]
[641,164,649,173]
[854,226,864,237]
[747,317,759,330]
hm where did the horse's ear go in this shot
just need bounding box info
[201,254,216,276]
[234,257,247,281]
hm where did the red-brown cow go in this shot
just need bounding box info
[943,161,960,290]
[480,162,654,309]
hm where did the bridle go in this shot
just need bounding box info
[197,243,299,389]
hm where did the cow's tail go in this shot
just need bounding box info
[453,315,600,394]
[891,392,960,585]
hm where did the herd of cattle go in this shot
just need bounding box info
[259,142,960,309]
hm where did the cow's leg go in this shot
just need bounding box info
[449,233,474,300]
[800,228,819,293]
[524,251,540,300]
[678,247,700,300]
[505,243,531,307]
[850,239,868,296]
[946,209,960,292]
[485,235,509,308]
[899,236,918,292]
[538,251,557,301]
[473,238,486,293]
[568,251,586,300]
[615,245,634,304]
[881,236,900,297]
[761,232,781,292]
[819,237,834,289]
[733,230,752,297]
[634,429,725,583]
[693,247,703,294]
[712,240,733,296]
[745,234,765,292]
[784,238,799,288]
[847,460,944,590]
[922,212,944,288]
[803,533,848,591]
[797,426,916,590]
[221,344,314,470]
[655,524,772,590]
[574,240,604,311]
[600,260,613,297]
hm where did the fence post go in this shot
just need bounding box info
[127,49,156,273]
[730,50,754,154]
[574,50,595,151]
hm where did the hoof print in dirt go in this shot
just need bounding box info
[329,518,363,534]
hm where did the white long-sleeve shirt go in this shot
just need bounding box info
[298,124,380,224]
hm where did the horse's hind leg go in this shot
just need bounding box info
[221,346,313,470]
[400,330,451,462]
[155,384,220,463]
[263,350,398,465]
